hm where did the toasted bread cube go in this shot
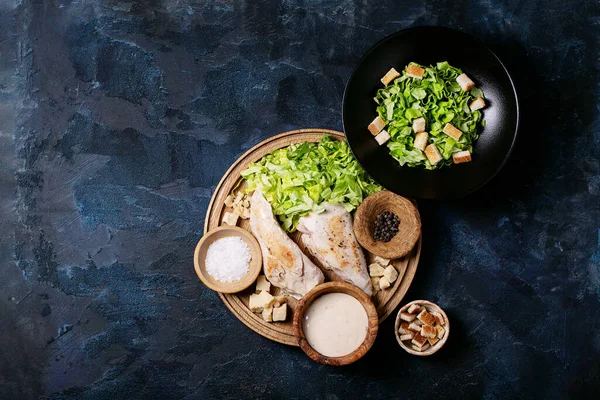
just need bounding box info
[370,277,380,291]
[381,67,401,86]
[224,194,234,207]
[249,290,274,312]
[262,306,273,322]
[428,336,439,346]
[424,144,442,165]
[272,303,287,322]
[456,73,475,91]
[379,276,391,290]
[412,342,430,352]
[369,264,385,277]
[406,64,425,79]
[470,97,486,111]
[375,130,390,145]
[373,256,390,266]
[408,322,422,332]
[399,322,411,335]
[400,333,414,341]
[414,131,428,151]
[368,116,386,136]
[417,309,436,326]
[255,275,271,293]
[383,265,398,284]
[443,123,463,140]
[421,324,437,338]
[412,117,426,133]
[413,319,423,326]
[452,150,472,164]
[437,325,446,339]
[222,211,239,226]
[411,332,428,347]
[400,312,416,322]
[432,311,446,326]
[407,304,422,314]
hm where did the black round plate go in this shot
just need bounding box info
[343,27,519,199]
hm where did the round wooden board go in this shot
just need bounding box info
[203,128,422,346]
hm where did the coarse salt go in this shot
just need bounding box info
[205,237,251,282]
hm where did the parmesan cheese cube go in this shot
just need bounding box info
[413,131,428,152]
[469,97,486,111]
[406,64,425,79]
[381,67,401,86]
[379,276,391,290]
[383,265,398,284]
[412,117,426,133]
[222,212,239,226]
[249,290,274,312]
[370,277,380,291]
[272,303,287,322]
[224,195,234,207]
[242,208,251,219]
[374,130,390,145]
[262,306,273,322]
[233,192,244,206]
[443,123,463,140]
[255,275,271,294]
[424,144,442,166]
[456,73,475,91]
[369,263,385,277]
[368,116,386,136]
[242,198,250,208]
[373,256,390,266]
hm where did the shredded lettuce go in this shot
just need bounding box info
[241,135,382,231]
[375,61,485,169]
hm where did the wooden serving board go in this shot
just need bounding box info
[203,128,422,346]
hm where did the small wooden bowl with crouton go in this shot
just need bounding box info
[353,190,421,259]
[194,226,262,294]
[394,300,449,356]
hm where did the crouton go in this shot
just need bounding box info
[383,266,398,284]
[424,144,442,165]
[368,116,386,135]
[411,332,428,347]
[456,73,475,91]
[470,97,486,111]
[443,123,463,140]
[413,131,428,151]
[379,276,391,290]
[375,130,390,145]
[417,309,436,326]
[412,342,430,352]
[400,333,414,341]
[421,324,437,338]
[369,264,385,277]
[406,64,425,79]
[400,312,416,322]
[399,322,411,335]
[452,150,471,164]
[222,212,239,226]
[381,67,401,86]
[407,304,422,314]
[412,117,426,133]
[408,322,422,332]
[432,311,446,326]
[427,336,439,346]
[436,325,446,339]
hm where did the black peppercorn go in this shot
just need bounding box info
[373,211,400,242]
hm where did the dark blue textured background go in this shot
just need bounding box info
[1,0,599,398]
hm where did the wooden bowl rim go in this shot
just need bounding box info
[293,282,379,366]
[353,190,421,259]
[394,300,450,356]
[194,226,262,294]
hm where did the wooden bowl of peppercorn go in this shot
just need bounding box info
[353,191,421,259]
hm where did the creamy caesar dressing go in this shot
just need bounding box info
[303,292,368,357]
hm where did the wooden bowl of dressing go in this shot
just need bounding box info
[194,226,262,294]
[293,282,378,366]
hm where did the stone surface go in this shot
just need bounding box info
[1,0,599,399]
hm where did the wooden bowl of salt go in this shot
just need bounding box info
[194,226,262,293]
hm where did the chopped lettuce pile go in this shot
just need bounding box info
[375,61,485,169]
[241,135,382,231]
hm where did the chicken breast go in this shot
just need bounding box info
[250,190,324,299]
[297,203,373,296]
